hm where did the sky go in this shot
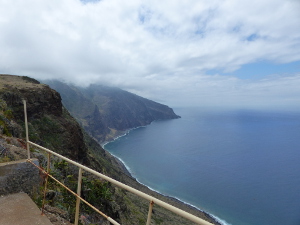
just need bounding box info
[0,0,300,109]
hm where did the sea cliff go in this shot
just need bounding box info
[44,80,180,144]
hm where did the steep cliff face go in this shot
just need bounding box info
[84,84,180,129]
[0,75,87,162]
[0,75,122,176]
[44,80,180,143]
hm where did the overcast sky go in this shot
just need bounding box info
[0,0,300,109]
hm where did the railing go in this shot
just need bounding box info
[23,100,213,225]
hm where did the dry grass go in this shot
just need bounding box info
[0,74,45,90]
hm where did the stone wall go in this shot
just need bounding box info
[0,159,40,196]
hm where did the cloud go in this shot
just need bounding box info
[0,0,299,108]
[136,72,300,110]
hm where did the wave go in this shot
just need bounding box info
[108,151,134,175]
[102,125,148,148]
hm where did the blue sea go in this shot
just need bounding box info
[104,108,300,225]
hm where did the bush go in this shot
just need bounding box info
[4,110,13,120]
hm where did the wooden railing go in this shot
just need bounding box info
[23,100,213,225]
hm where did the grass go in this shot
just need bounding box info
[0,156,10,163]
[0,74,44,91]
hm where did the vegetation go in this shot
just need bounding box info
[0,156,10,163]
[0,100,13,137]
[35,159,114,223]
[0,118,11,137]
[31,115,63,148]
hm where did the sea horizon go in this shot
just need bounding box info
[104,107,300,225]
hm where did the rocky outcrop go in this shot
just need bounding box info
[0,75,87,163]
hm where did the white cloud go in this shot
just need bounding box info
[0,0,299,108]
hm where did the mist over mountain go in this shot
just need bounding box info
[43,80,180,144]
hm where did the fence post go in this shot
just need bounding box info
[41,153,51,215]
[23,100,30,159]
[75,168,83,225]
[146,200,154,225]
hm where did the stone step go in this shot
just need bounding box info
[0,192,53,225]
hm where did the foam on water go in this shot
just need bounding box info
[102,125,147,148]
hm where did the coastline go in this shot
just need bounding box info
[102,129,224,225]
[101,124,148,148]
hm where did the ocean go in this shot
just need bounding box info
[104,107,300,225]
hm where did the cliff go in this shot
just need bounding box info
[0,74,218,225]
[43,80,180,143]
[0,75,87,162]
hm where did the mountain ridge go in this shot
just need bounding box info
[43,80,180,144]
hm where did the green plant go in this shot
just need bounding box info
[0,118,11,137]
[54,160,69,171]
[0,99,7,111]
[27,123,39,142]
[53,160,73,179]
[4,110,13,120]
[3,127,11,137]
[83,178,112,202]
[0,156,11,163]
[30,147,39,153]
[32,186,44,208]
[34,158,114,223]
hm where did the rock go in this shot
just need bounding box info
[0,159,40,197]
[46,190,57,200]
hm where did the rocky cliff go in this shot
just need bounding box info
[0,74,218,225]
[44,80,180,143]
[0,75,87,162]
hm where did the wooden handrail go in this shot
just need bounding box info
[23,100,213,225]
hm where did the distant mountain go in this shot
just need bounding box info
[43,80,180,144]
